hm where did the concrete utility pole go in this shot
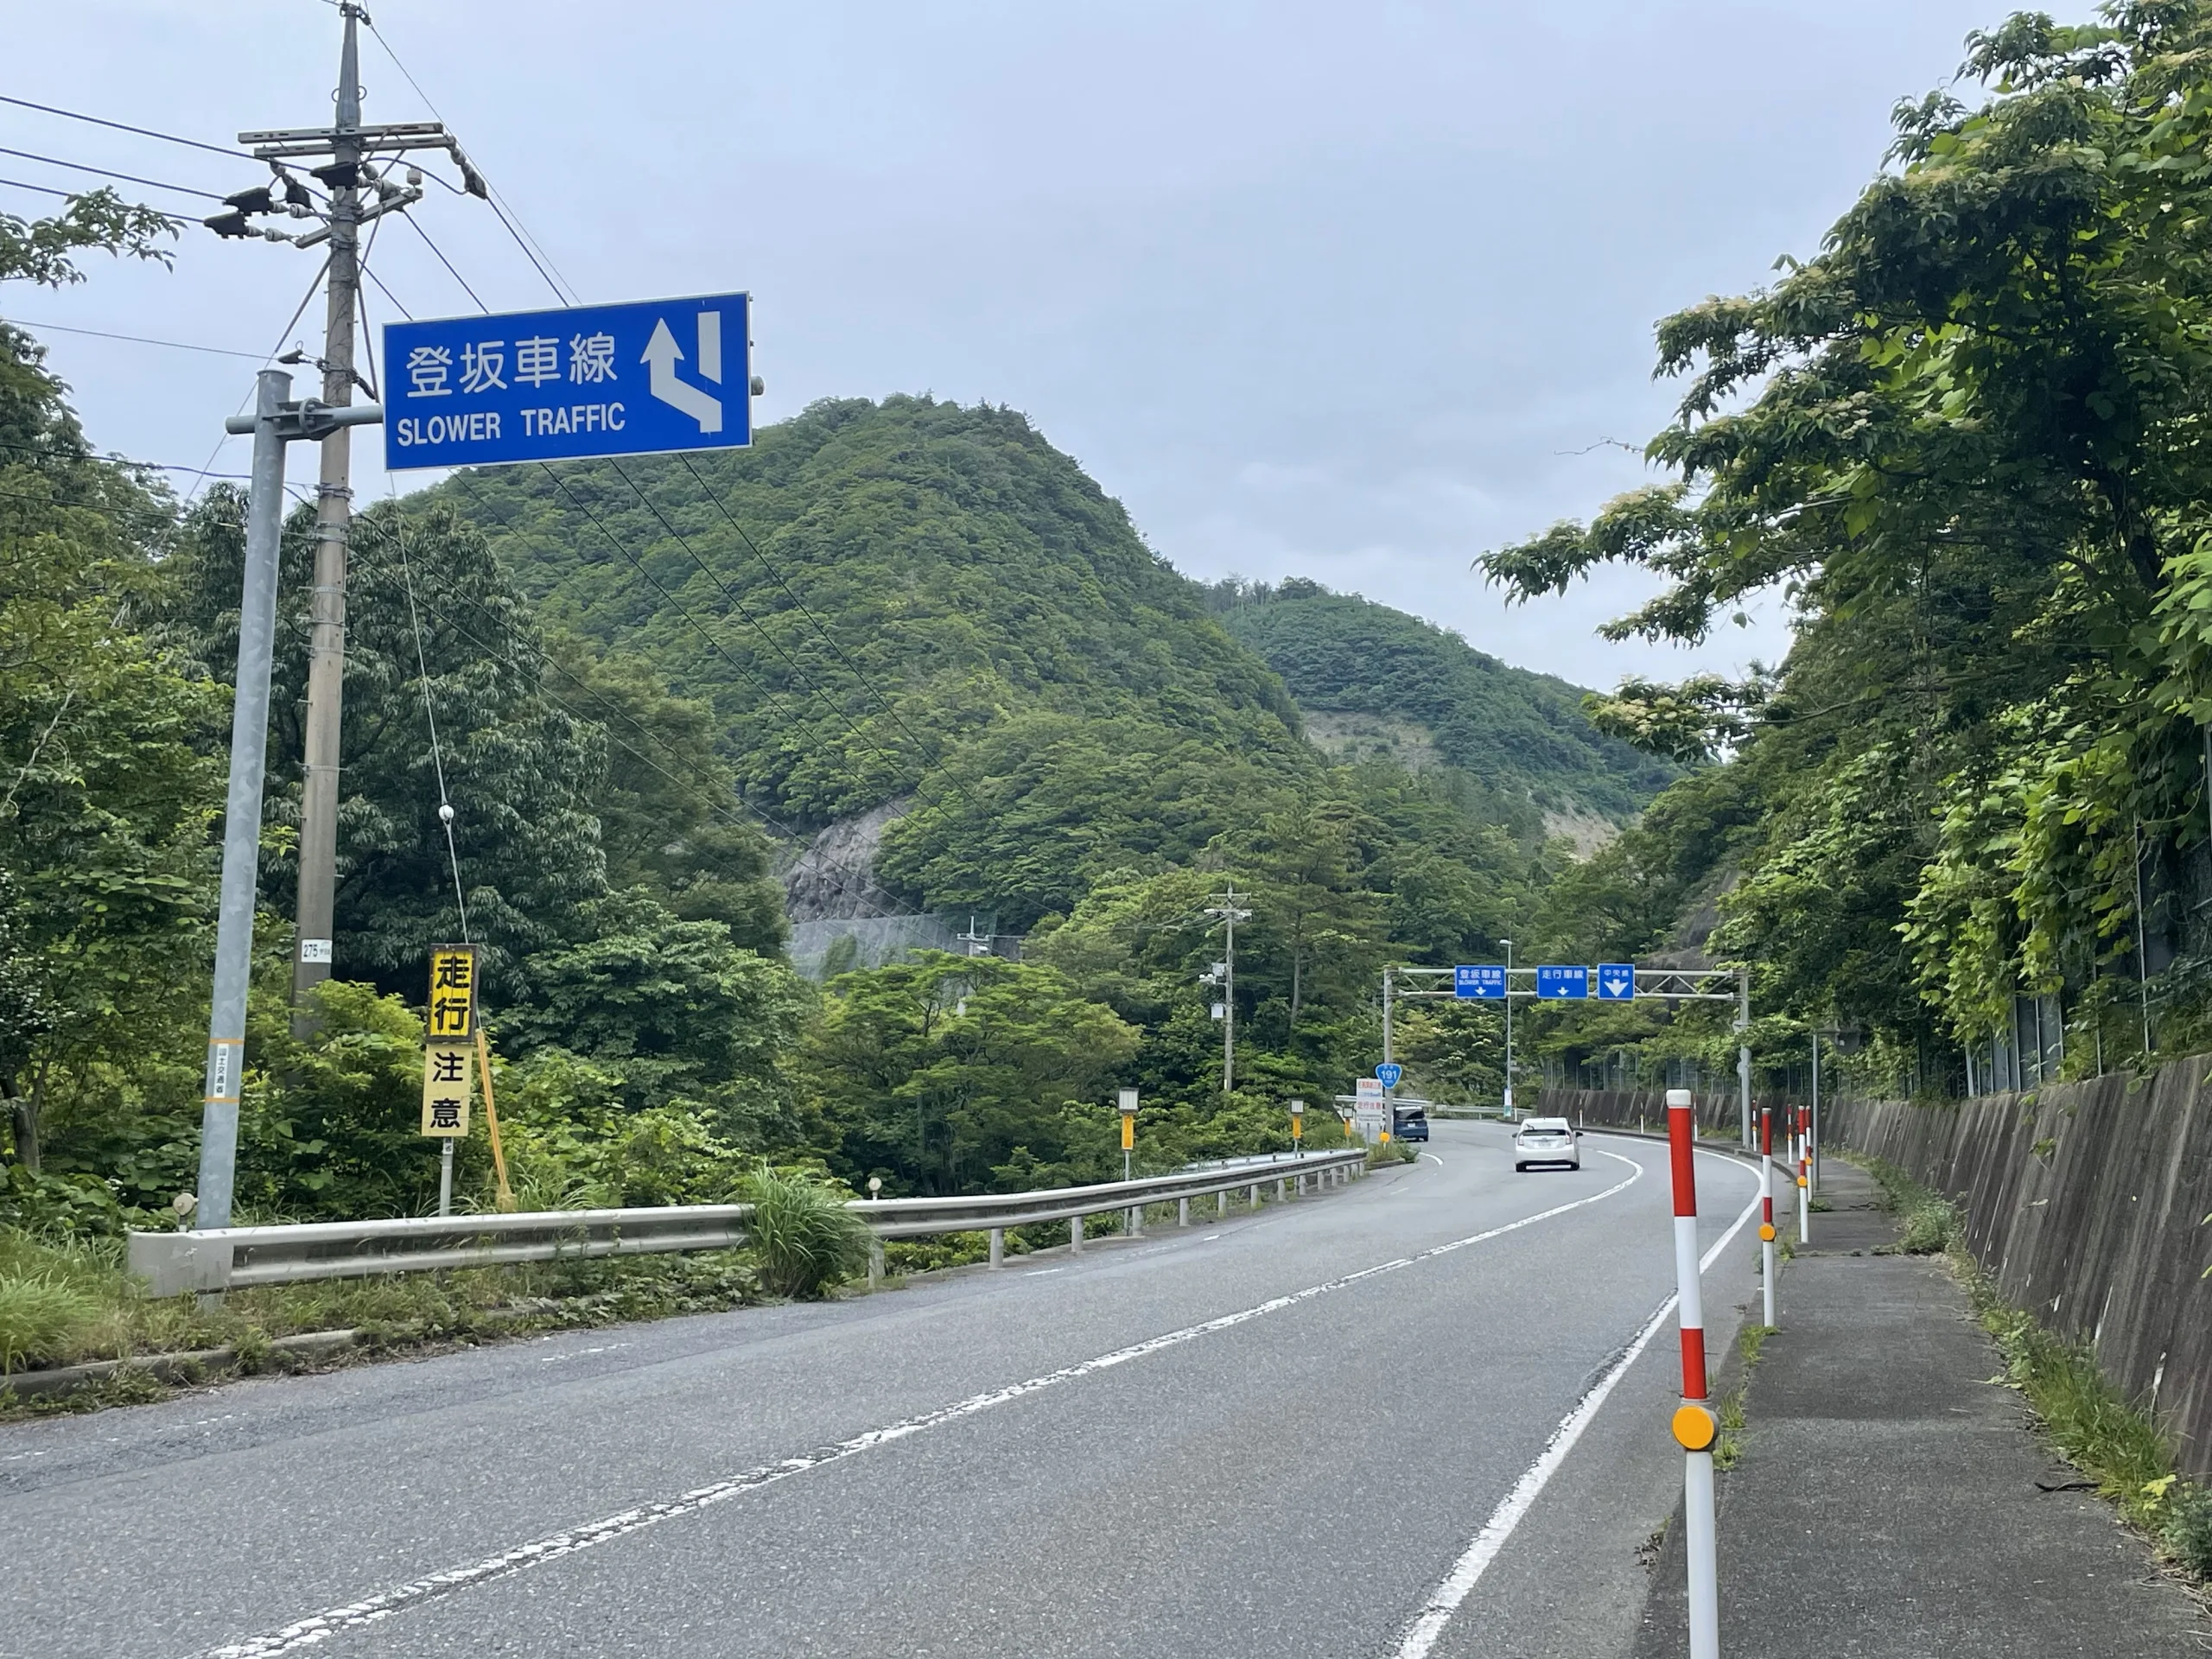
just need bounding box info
[1205,883,1252,1095]
[1381,964,1393,1067]
[1737,968,1752,1150]
[292,7,365,1025]
[209,1,485,1030]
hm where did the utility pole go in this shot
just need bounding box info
[1381,965,1393,1067]
[1204,883,1252,1095]
[208,2,486,1030]
[956,915,992,958]
[1737,968,1752,1150]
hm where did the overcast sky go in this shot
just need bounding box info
[6,0,2003,690]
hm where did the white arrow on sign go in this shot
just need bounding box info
[642,316,723,433]
[1602,972,1631,997]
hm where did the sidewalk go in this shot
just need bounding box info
[1632,1159,2209,1656]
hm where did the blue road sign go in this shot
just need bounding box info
[1595,963,1637,1001]
[1535,964,1589,999]
[1376,1063,1404,1090]
[382,291,751,471]
[1454,964,1506,999]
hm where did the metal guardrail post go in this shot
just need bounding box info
[868,1237,885,1288]
[1249,1182,1261,1208]
[1070,1216,1084,1254]
[988,1227,1004,1268]
[1178,1198,1190,1226]
[1275,1177,1287,1201]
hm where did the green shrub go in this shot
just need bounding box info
[1891,1194,1962,1255]
[740,1166,871,1299]
[0,1269,101,1373]
[2162,1484,2212,1579]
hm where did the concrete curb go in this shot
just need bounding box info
[0,1327,359,1400]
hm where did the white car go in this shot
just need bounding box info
[1513,1116,1582,1172]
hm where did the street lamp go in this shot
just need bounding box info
[1117,1087,1139,1182]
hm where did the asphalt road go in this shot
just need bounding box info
[0,1123,1764,1658]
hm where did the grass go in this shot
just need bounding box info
[1856,1157,2210,1582]
[1713,1321,1771,1472]
[739,1166,874,1300]
[0,1224,768,1418]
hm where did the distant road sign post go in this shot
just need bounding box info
[1595,963,1637,1001]
[381,291,752,471]
[1454,964,1506,999]
[1535,965,1589,1000]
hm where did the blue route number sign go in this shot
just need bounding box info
[1454,964,1506,1000]
[1535,965,1589,1000]
[382,291,752,471]
[1376,1063,1404,1090]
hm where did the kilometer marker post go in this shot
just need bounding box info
[1667,1088,1722,1659]
[1759,1107,1777,1328]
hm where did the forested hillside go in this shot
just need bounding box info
[1212,580,1676,829]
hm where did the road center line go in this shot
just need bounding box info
[186,1157,1648,1659]
[1389,1146,1765,1659]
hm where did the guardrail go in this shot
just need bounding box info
[126,1147,1372,1297]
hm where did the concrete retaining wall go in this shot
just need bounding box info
[1551,1068,2212,1480]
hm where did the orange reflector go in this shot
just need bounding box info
[1758,1222,1777,1242]
[1672,1403,1719,1451]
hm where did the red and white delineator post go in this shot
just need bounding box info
[1666,1088,1721,1659]
[1759,1106,1777,1327]
[1796,1103,1811,1245]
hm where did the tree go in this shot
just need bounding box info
[503,891,807,1118]
[168,494,610,1000]
[804,953,1138,1194]
[1480,3,2212,1054]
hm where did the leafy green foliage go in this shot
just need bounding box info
[1478,3,2212,1070]
[0,188,174,291]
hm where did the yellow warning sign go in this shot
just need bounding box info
[428,944,478,1041]
[420,1043,473,1137]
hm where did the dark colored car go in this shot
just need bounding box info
[1392,1106,1429,1142]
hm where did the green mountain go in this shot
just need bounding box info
[439,397,1663,929]
[1212,582,1676,830]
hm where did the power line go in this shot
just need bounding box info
[398,210,488,311]
[0,317,272,360]
[0,93,246,162]
[360,19,580,305]
[0,143,226,201]
[0,175,193,223]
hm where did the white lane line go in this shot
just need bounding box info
[186,1162,1649,1659]
[1389,1148,1765,1659]
[1421,1153,1444,1166]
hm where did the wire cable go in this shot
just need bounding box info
[0,93,247,162]
[0,317,272,360]
[0,143,226,201]
[0,175,193,223]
